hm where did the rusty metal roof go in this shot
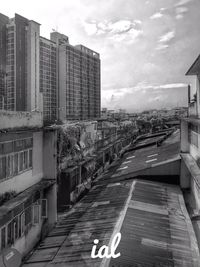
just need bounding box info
[22,131,200,267]
[22,179,200,267]
[110,180,200,267]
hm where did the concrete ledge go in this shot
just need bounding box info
[0,110,43,130]
[181,153,200,188]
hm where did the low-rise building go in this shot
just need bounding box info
[180,54,200,248]
[0,110,57,261]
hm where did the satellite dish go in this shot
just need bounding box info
[2,248,22,267]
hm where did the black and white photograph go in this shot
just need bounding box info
[0,0,200,266]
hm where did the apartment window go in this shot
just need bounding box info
[25,206,32,226]
[13,153,18,175]
[0,157,6,180]
[19,152,24,172]
[23,151,28,169]
[0,149,32,181]
[1,227,6,249]
[33,205,40,224]
[29,149,32,168]
[41,199,48,218]
[13,216,19,240]
[19,213,25,237]
[7,221,14,245]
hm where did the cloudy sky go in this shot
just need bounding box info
[2,0,200,111]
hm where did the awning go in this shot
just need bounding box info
[0,179,55,225]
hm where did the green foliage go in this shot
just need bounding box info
[0,191,17,206]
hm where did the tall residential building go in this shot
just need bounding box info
[51,32,101,121]
[40,37,57,122]
[0,13,101,122]
[0,13,40,112]
[0,13,9,110]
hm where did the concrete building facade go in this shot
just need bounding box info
[0,13,9,110]
[40,37,57,123]
[0,111,57,261]
[0,13,101,123]
[180,54,200,248]
[51,32,101,121]
[0,13,41,112]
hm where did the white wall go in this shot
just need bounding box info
[0,170,33,194]
[32,131,43,180]
[58,46,67,121]
[0,111,42,130]
[0,131,44,195]
[27,21,40,112]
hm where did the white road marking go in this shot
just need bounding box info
[117,166,128,171]
[127,155,135,159]
[146,158,157,163]
[147,153,158,158]
[123,160,131,164]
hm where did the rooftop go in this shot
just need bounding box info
[22,179,199,266]
[98,129,180,184]
[186,54,200,75]
[22,129,200,266]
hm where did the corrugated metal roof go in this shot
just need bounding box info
[110,180,200,267]
[22,131,200,267]
[22,180,200,266]
[22,181,133,267]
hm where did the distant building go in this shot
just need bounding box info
[40,37,57,122]
[0,111,57,259]
[0,13,41,112]
[51,32,101,121]
[0,13,101,123]
[0,13,8,110]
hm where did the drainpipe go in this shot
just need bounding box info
[188,84,191,105]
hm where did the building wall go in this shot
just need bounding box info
[15,14,29,111]
[0,130,43,195]
[58,45,67,121]
[40,37,57,122]
[32,131,43,181]
[0,13,9,110]
[27,20,40,112]
[6,18,16,110]
[0,110,42,130]
[55,35,100,121]
[0,13,40,112]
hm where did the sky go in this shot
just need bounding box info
[1,0,200,112]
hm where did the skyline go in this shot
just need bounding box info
[1,0,200,111]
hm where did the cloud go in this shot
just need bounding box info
[102,83,188,112]
[175,6,188,19]
[83,22,97,35]
[156,44,169,50]
[133,82,187,90]
[158,31,175,43]
[175,0,193,6]
[150,12,163,19]
[83,19,143,44]
[154,83,187,89]
[108,20,134,34]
